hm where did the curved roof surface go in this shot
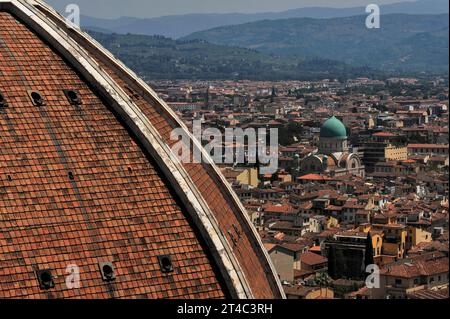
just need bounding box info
[0,0,283,299]
[320,116,347,139]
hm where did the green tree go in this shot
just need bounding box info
[315,272,332,287]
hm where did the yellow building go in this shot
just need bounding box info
[284,286,334,299]
[327,216,340,229]
[384,146,408,161]
[407,226,432,250]
[221,167,259,188]
[372,232,383,257]
[358,225,383,258]
[377,224,407,259]
[237,168,259,188]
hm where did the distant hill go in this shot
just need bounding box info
[183,14,449,74]
[87,31,380,81]
[81,0,449,39]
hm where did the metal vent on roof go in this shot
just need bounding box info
[27,90,45,106]
[157,255,174,273]
[99,262,116,282]
[0,91,8,107]
[63,90,82,105]
[36,269,55,290]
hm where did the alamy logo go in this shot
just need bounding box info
[170,120,279,174]
[365,264,380,289]
[65,4,81,29]
[366,4,381,29]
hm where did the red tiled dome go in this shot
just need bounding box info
[0,0,283,299]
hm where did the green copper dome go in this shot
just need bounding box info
[320,116,347,139]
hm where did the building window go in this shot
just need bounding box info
[395,279,402,286]
[28,90,45,106]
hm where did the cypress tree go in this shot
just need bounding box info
[364,232,375,271]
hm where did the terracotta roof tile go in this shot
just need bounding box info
[0,11,227,299]
[300,252,327,266]
[381,258,449,278]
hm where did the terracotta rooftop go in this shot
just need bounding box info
[280,243,308,253]
[264,204,295,214]
[300,252,327,266]
[298,174,331,181]
[381,258,449,278]
[0,1,283,299]
[309,246,321,253]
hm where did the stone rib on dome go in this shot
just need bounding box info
[320,116,347,139]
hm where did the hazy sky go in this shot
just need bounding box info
[44,0,411,19]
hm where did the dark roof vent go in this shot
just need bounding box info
[99,262,116,282]
[68,171,74,180]
[28,90,45,106]
[157,255,174,273]
[0,91,8,107]
[36,269,55,290]
[63,90,82,105]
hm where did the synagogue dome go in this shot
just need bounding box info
[320,116,347,139]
